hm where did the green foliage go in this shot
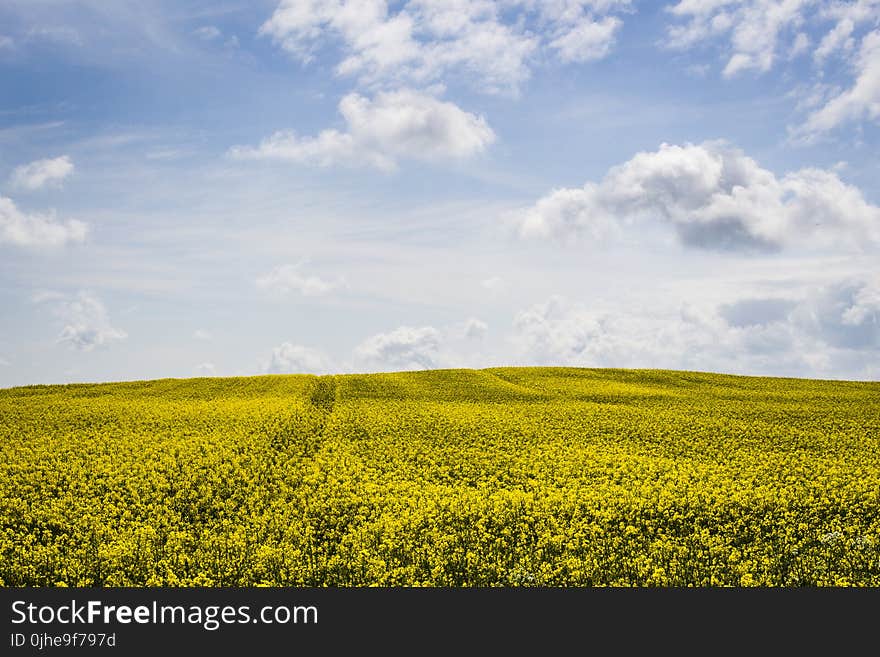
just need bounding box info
[1,368,878,586]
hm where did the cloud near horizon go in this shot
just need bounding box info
[511,276,880,380]
[354,325,443,370]
[264,342,332,374]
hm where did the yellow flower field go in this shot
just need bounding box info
[1,368,878,586]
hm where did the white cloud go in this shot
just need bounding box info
[549,15,622,63]
[265,342,330,374]
[799,29,880,136]
[461,317,489,339]
[230,89,495,171]
[36,291,127,352]
[194,362,217,376]
[664,0,812,77]
[0,36,13,50]
[511,282,880,379]
[789,31,809,58]
[260,0,631,94]
[233,128,386,169]
[790,276,880,350]
[194,26,222,41]
[256,264,342,297]
[816,0,880,60]
[353,317,493,370]
[337,89,495,159]
[193,329,213,341]
[513,295,624,366]
[814,17,856,63]
[9,155,74,191]
[517,140,880,252]
[0,195,87,248]
[663,0,880,134]
[0,357,9,367]
[841,276,880,326]
[354,325,443,370]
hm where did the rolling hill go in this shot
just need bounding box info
[1,367,878,586]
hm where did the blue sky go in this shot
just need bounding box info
[1,0,879,386]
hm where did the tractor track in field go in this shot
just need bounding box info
[308,374,337,414]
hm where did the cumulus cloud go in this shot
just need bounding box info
[448,317,490,340]
[517,140,880,252]
[256,264,342,297]
[796,276,880,350]
[35,291,127,351]
[353,317,492,370]
[511,282,880,380]
[513,295,632,366]
[841,277,880,326]
[230,89,495,171]
[9,155,74,191]
[0,195,87,248]
[259,0,630,94]
[355,325,442,370]
[461,317,489,339]
[265,342,331,374]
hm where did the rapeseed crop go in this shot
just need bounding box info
[1,368,878,586]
